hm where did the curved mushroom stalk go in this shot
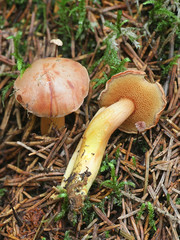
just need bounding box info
[61,107,106,188]
[61,98,135,211]
[61,138,83,188]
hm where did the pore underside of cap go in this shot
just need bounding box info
[99,70,167,133]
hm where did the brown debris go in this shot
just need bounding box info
[0,1,179,239]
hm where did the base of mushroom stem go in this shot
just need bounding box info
[67,189,87,213]
[65,170,91,212]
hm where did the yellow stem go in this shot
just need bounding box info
[63,98,135,211]
[61,107,106,188]
[61,138,83,188]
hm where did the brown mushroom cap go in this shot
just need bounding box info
[14,57,90,117]
[98,70,166,133]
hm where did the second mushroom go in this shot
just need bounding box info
[61,69,167,211]
[14,57,90,135]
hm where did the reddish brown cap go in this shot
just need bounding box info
[98,70,166,133]
[14,57,90,117]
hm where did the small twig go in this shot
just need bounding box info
[0,96,15,137]
[143,151,150,196]
[125,202,141,240]
[93,205,135,240]
[161,183,180,220]
[43,128,67,167]
[17,141,47,159]
[118,208,140,220]
[17,172,63,187]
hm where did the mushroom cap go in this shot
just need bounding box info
[14,57,90,117]
[98,70,167,133]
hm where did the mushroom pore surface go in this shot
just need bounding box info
[99,71,166,133]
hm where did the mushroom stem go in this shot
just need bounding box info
[61,107,106,188]
[61,138,83,188]
[40,117,65,135]
[62,98,135,211]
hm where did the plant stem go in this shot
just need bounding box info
[62,98,135,211]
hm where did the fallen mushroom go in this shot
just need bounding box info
[61,69,167,211]
[14,57,90,134]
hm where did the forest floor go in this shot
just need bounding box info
[0,1,179,239]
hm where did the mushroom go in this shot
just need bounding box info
[61,69,166,211]
[14,57,90,134]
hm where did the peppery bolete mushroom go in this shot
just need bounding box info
[14,57,90,134]
[61,69,167,211]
